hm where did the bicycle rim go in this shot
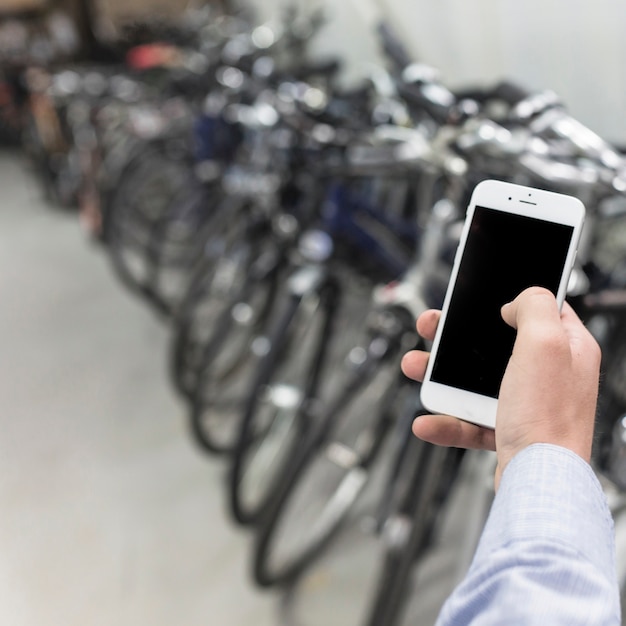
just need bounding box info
[188,271,278,455]
[105,149,190,305]
[228,286,339,526]
[253,344,409,586]
[168,198,263,397]
[363,443,451,626]
[277,445,399,626]
[150,181,220,310]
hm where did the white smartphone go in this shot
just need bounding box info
[420,179,585,429]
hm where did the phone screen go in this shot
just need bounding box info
[430,205,574,398]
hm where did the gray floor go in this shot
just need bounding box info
[0,150,279,626]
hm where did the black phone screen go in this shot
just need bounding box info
[430,205,574,398]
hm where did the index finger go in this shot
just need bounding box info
[416,309,441,342]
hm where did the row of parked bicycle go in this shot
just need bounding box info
[9,2,626,624]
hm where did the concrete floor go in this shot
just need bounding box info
[0,149,279,626]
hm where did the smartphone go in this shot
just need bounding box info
[420,179,585,429]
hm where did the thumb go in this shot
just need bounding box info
[501,286,561,332]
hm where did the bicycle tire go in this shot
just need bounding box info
[252,321,415,587]
[273,433,433,626]
[275,416,468,626]
[187,261,280,455]
[21,110,59,203]
[228,277,342,526]
[363,443,466,626]
[104,144,192,312]
[168,196,274,398]
[146,179,221,311]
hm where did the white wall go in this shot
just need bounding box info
[251,0,626,143]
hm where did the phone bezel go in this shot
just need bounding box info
[419,179,586,430]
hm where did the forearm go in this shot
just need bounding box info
[436,444,620,625]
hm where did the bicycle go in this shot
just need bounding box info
[103,10,341,316]
[252,75,626,626]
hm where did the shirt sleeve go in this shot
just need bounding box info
[435,443,621,625]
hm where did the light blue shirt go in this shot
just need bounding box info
[436,444,620,625]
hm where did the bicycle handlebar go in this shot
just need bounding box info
[397,71,534,125]
[202,45,626,205]
[453,80,532,107]
[530,106,625,169]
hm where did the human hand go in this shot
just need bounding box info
[401,286,601,489]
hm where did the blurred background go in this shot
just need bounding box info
[255,0,626,144]
[3,1,626,625]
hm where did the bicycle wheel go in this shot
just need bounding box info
[188,258,281,455]
[253,315,416,587]
[228,276,344,526]
[104,145,192,311]
[278,440,468,626]
[362,444,465,626]
[169,197,274,398]
[148,179,221,311]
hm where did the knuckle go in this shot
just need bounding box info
[528,325,570,358]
